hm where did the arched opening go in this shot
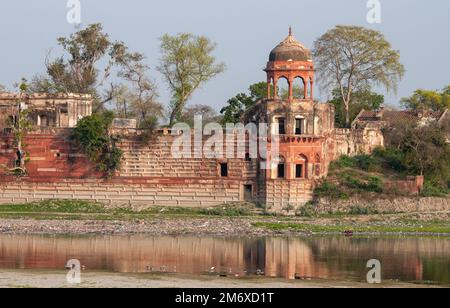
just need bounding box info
[293,77,306,99]
[276,77,290,100]
[294,154,308,179]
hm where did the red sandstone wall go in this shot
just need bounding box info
[0,130,258,207]
[0,131,96,179]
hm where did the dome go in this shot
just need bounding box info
[269,29,312,62]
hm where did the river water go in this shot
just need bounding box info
[0,235,448,285]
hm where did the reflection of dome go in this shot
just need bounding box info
[269,28,312,62]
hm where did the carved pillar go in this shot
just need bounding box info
[310,79,314,100]
[267,78,272,99]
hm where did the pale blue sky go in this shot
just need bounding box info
[0,0,449,112]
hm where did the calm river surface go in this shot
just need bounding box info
[0,235,448,285]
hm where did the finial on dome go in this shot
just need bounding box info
[289,26,292,36]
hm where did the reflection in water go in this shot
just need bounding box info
[0,235,448,284]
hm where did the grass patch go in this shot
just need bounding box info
[0,200,260,220]
[252,222,450,234]
[0,200,108,214]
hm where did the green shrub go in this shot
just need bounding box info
[373,147,406,173]
[296,203,317,217]
[367,176,384,193]
[73,111,123,178]
[314,181,349,200]
[421,181,449,197]
[333,155,356,169]
[355,154,378,172]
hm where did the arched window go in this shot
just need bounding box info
[293,77,306,99]
[276,76,289,100]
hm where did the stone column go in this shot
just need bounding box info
[274,78,278,99]
[288,78,293,101]
[303,79,308,99]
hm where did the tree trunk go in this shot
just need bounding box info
[345,101,350,128]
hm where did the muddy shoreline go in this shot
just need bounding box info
[0,270,442,288]
[0,217,449,237]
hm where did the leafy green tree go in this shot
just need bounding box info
[401,87,450,112]
[157,33,226,125]
[220,82,274,124]
[221,93,255,124]
[330,88,384,128]
[313,25,405,127]
[73,111,123,178]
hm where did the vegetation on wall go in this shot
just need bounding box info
[72,111,123,178]
[5,80,33,176]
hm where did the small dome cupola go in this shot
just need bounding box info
[264,27,315,101]
[269,27,312,62]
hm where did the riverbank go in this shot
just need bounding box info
[0,270,441,288]
[0,200,448,236]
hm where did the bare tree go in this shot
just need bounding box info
[114,45,163,125]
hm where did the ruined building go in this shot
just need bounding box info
[0,93,92,130]
[0,31,383,210]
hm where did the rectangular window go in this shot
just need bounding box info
[220,163,228,177]
[295,119,304,135]
[296,164,304,178]
[277,164,285,179]
[278,118,286,135]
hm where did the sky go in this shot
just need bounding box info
[0,0,449,113]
